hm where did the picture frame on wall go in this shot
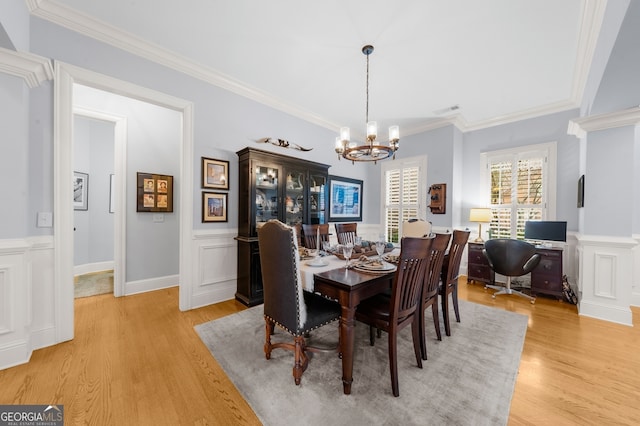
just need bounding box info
[202,157,229,190]
[202,191,228,222]
[328,175,363,222]
[73,171,89,211]
[136,172,174,212]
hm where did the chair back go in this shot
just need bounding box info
[423,233,451,301]
[402,219,432,238]
[335,223,358,245]
[483,239,541,277]
[390,237,433,325]
[301,224,330,249]
[258,220,306,332]
[442,229,471,286]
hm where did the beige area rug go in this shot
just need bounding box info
[195,300,528,426]
[74,270,114,298]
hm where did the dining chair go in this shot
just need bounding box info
[355,236,433,397]
[483,238,541,304]
[419,232,451,360]
[439,229,470,336]
[257,219,341,385]
[402,219,432,238]
[301,223,330,249]
[334,223,358,245]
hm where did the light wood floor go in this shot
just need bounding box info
[0,280,638,425]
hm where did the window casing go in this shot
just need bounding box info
[481,143,557,240]
[381,156,427,243]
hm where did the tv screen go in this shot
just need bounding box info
[524,221,567,242]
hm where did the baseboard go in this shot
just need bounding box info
[74,261,115,276]
[579,300,633,326]
[125,274,179,296]
[0,339,33,371]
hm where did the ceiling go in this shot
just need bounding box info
[31,0,605,139]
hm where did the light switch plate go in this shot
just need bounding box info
[153,214,164,223]
[37,212,53,227]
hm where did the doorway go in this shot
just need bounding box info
[54,62,195,343]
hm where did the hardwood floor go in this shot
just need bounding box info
[1,280,638,425]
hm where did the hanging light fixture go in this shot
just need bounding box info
[335,45,399,164]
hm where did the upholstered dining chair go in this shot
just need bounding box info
[439,229,470,337]
[355,236,433,397]
[301,223,330,249]
[402,219,432,238]
[257,219,341,385]
[483,238,541,304]
[334,223,358,245]
[419,233,451,360]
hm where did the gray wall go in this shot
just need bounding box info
[73,116,115,266]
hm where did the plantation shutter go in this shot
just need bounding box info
[384,163,421,243]
[488,154,545,239]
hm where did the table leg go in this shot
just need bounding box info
[340,305,356,394]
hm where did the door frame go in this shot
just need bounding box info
[54,62,194,342]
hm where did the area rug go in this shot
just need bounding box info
[74,270,113,298]
[195,300,527,426]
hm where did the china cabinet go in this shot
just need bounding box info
[235,147,330,306]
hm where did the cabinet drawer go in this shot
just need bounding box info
[468,264,492,280]
[531,275,560,292]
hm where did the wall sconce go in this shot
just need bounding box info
[469,208,492,242]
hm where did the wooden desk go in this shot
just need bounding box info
[313,267,394,395]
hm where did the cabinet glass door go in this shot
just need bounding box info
[309,173,327,224]
[284,168,305,227]
[254,164,279,228]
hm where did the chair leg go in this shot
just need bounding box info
[489,277,536,303]
[411,317,423,369]
[369,325,376,346]
[388,330,400,397]
[441,290,451,337]
[418,301,428,360]
[452,285,460,323]
[292,335,309,385]
[264,319,274,360]
[431,302,442,341]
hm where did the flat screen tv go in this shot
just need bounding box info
[524,221,567,243]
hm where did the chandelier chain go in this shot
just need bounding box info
[365,52,370,125]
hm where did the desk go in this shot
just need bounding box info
[312,267,394,395]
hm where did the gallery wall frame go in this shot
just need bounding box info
[328,175,363,222]
[136,172,174,212]
[73,171,89,211]
[202,157,229,190]
[202,191,228,222]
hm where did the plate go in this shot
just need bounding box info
[306,259,329,267]
[354,261,396,272]
[382,253,400,264]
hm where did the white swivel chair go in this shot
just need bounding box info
[402,219,432,238]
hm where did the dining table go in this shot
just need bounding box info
[299,249,398,395]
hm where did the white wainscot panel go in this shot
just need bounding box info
[191,231,237,309]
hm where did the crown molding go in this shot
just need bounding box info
[28,0,604,135]
[0,47,53,88]
[568,106,640,137]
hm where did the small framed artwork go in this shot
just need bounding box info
[202,192,228,222]
[577,174,585,208]
[202,157,229,190]
[73,171,89,211]
[109,174,115,213]
[136,172,174,212]
[328,175,363,222]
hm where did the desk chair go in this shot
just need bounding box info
[355,236,433,397]
[258,220,341,385]
[301,224,330,249]
[335,223,358,245]
[482,238,541,304]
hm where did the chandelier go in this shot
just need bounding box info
[335,45,399,164]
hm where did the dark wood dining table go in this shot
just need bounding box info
[313,267,395,395]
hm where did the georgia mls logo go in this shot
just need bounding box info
[0,404,64,426]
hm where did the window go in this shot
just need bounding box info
[481,143,557,239]
[381,156,427,243]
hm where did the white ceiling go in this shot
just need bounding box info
[32,0,604,138]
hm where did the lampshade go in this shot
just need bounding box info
[469,208,492,223]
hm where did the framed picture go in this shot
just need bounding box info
[577,174,585,208]
[136,172,174,212]
[202,192,228,222]
[73,171,89,211]
[109,174,115,213]
[202,157,229,190]
[328,175,363,222]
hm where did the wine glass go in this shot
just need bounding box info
[342,243,354,268]
[375,240,386,262]
[322,240,331,256]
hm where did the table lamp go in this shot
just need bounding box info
[469,208,492,242]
